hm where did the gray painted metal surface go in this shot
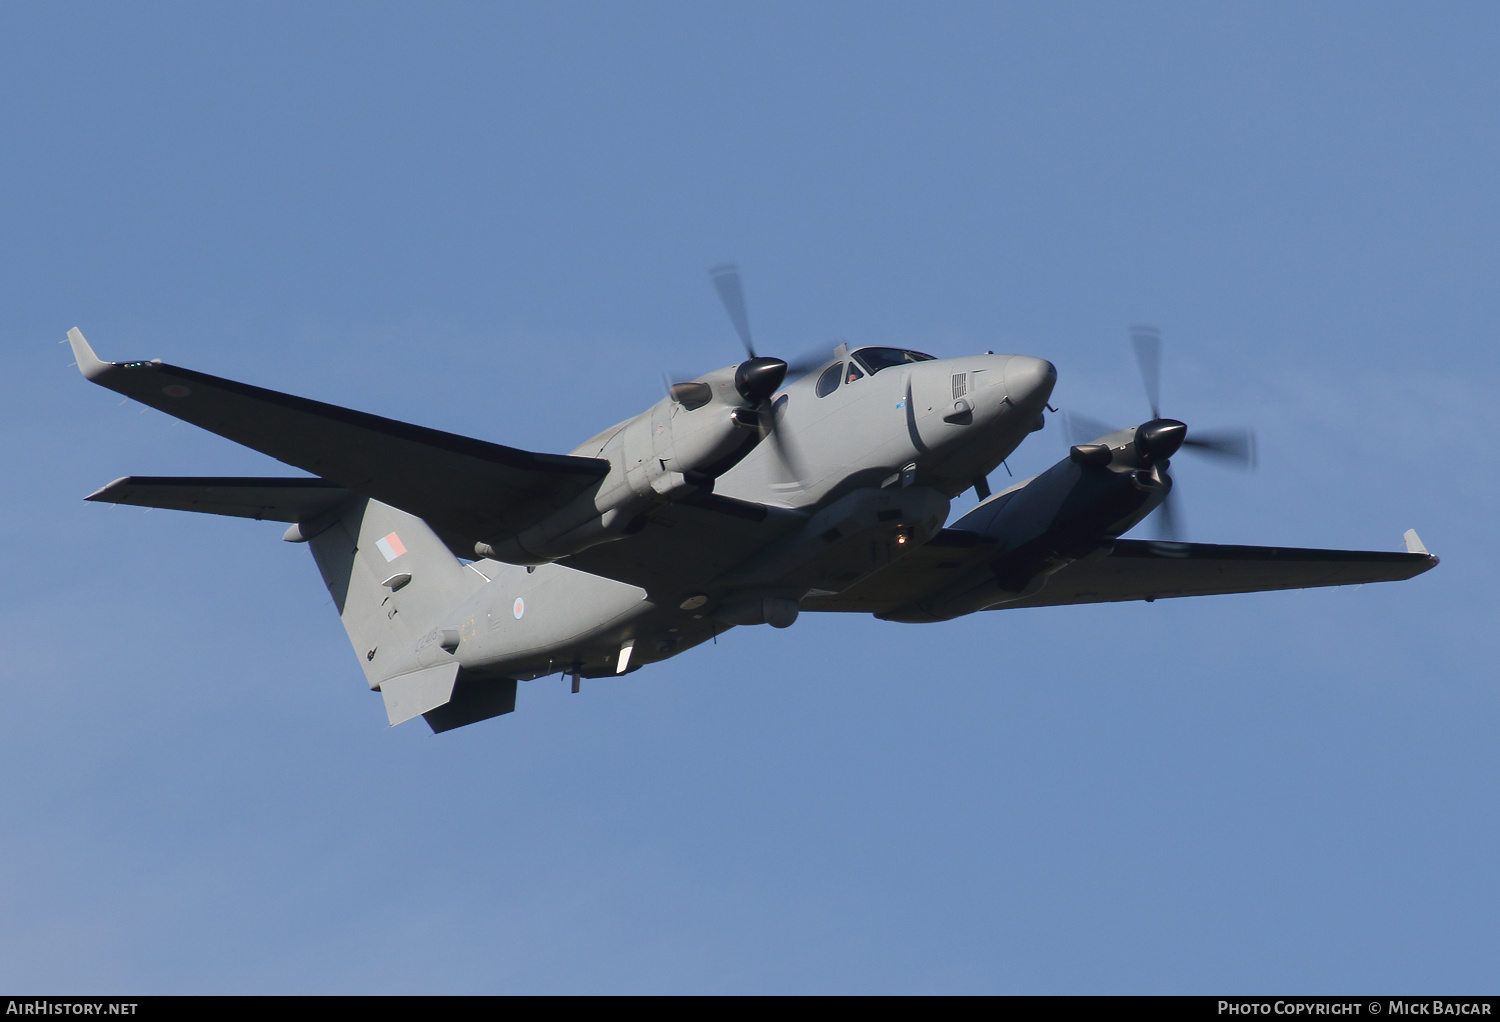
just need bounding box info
[68,325,1438,733]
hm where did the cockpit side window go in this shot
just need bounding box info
[815,363,843,398]
[850,346,938,375]
[845,361,865,384]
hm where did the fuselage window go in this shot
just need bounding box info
[851,346,938,376]
[815,363,843,398]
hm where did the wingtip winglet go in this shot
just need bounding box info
[1403,528,1429,556]
[67,327,112,381]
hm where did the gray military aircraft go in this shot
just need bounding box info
[69,268,1437,732]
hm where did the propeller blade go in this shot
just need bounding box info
[1154,482,1182,541]
[759,396,806,485]
[1062,410,1118,447]
[1131,325,1162,420]
[709,263,755,358]
[1182,428,1257,469]
[767,414,806,483]
[783,348,834,379]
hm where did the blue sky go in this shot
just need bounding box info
[2,2,1496,993]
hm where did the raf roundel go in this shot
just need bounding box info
[513,597,525,620]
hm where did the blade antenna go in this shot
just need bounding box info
[1131,325,1162,419]
[709,263,755,358]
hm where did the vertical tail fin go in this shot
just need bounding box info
[300,496,484,693]
[85,474,506,730]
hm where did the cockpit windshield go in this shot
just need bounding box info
[850,346,937,376]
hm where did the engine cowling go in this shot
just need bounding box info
[882,424,1173,620]
[475,364,768,565]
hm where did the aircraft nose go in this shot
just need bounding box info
[1003,356,1057,407]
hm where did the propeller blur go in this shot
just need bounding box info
[1064,327,1257,540]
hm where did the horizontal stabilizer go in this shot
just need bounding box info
[381,663,461,726]
[86,476,352,523]
[423,672,518,733]
[68,328,610,545]
[381,665,517,732]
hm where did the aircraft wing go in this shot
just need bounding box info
[990,538,1438,611]
[69,329,609,544]
[558,492,808,597]
[86,476,353,522]
[803,533,1439,617]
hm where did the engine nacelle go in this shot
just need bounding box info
[476,365,764,565]
[881,428,1172,621]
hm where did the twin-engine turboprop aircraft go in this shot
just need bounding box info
[69,269,1437,733]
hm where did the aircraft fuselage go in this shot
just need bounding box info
[438,349,1058,682]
